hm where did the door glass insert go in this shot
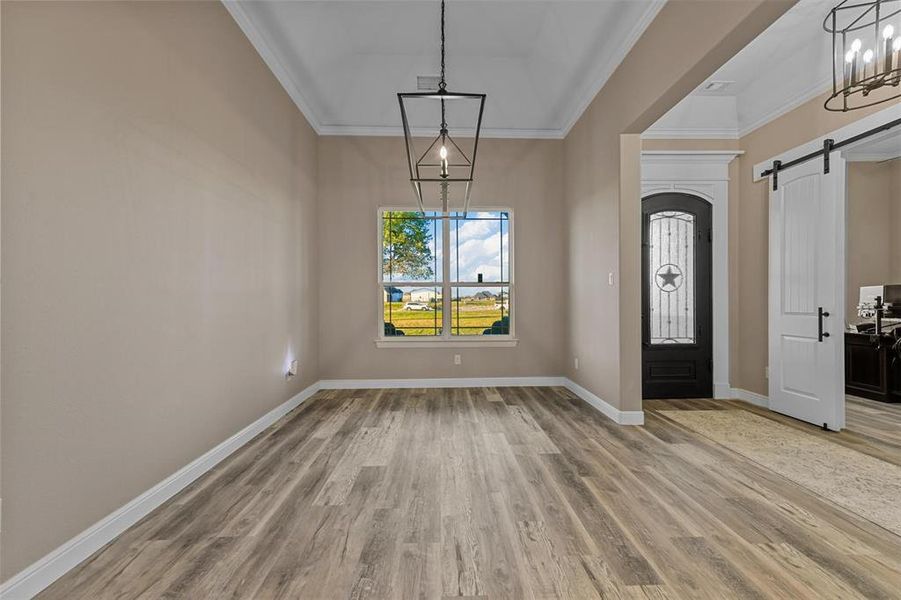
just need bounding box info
[648,210,696,344]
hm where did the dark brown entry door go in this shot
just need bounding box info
[642,193,713,399]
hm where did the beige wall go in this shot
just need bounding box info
[563,0,794,412]
[0,0,810,583]
[316,137,566,379]
[896,159,901,275]
[846,159,901,322]
[734,92,894,396]
[1,0,319,579]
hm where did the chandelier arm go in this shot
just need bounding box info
[846,3,876,30]
[446,135,471,165]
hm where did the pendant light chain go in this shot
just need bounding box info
[439,0,447,90]
[397,0,485,215]
[439,0,447,133]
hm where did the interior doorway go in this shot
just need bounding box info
[641,193,713,399]
[843,130,901,408]
[756,108,900,431]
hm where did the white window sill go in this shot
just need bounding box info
[375,338,519,349]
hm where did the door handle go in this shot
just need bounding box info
[818,307,831,342]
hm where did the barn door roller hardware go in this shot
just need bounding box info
[763,117,901,190]
[823,138,835,173]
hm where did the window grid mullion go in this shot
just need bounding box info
[379,208,513,341]
[442,211,451,339]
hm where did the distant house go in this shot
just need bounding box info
[473,291,495,300]
[383,286,403,302]
[410,288,441,303]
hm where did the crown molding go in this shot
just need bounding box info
[222,0,324,135]
[224,0,665,141]
[752,102,901,180]
[641,150,744,166]
[317,125,565,140]
[737,76,832,138]
[641,127,739,140]
[643,78,833,142]
[559,0,667,137]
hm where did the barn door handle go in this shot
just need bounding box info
[818,307,831,342]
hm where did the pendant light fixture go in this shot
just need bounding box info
[824,0,901,111]
[398,0,486,214]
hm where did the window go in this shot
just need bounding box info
[380,209,512,344]
[647,210,696,344]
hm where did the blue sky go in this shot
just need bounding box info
[449,212,509,283]
[385,211,509,292]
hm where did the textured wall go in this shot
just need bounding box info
[563,0,795,411]
[316,137,566,380]
[1,0,319,579]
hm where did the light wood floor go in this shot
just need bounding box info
[40,388,901,599]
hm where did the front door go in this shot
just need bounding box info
[768,157,845,430]
[642,193,713,399]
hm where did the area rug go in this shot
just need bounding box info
[660,409,901,537]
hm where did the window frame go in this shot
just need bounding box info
[376,206,517,348]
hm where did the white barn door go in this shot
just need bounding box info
[768,157,845,431]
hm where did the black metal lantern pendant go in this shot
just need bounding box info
[398,0,486,214]
[825,0,901,111]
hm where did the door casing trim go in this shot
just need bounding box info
[641,151,740,399]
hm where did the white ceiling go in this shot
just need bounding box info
[224,0,664,138]
[646,0,838,139]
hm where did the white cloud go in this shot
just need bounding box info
[453,232,509,281]
[454,218,493,243]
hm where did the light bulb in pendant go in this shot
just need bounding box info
[439,145,448,177]
[862,48,874,79]
[894,37,901,52]
[882,25,897,76]
[851,38,862,52]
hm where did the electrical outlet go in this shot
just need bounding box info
[574,357,580,370]
[608,272,615,286]
[454,354,461,365]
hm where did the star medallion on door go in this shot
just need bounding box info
[655,264,683,291]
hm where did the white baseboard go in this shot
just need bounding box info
[318,376,566,389]
[731,387,769,408]
[563,379,645,426]
[319,376,644,425]
[1,375,646,598]
[0,382,322,600]
[714,382,732,400]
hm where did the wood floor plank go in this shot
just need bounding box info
[37,388,901,599]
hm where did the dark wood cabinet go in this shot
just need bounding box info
[845,332,901,403]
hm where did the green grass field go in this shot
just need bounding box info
[384,300,508,336]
